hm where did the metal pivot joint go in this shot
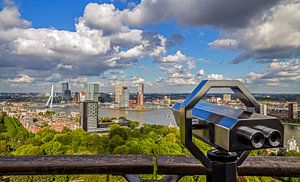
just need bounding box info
[207,150,238,182]
[171,80,284,182]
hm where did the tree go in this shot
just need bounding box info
[113,145,129,154]
[109,124,130,140]
[41,141,64,155]
[107,135,124,153]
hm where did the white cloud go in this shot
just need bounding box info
[56,64,73,70]
[244,59,300,86]
[119,45,144,58]
[8,74,34,83]
[210,0,300,63]
[208,39,239,49]
[197,69,205,77]
[159,51,187,63]
[79,3,126,34]
[0,3,167,85]
[0,7,31,29]
[207,74,225,80]
[120,0,275,28]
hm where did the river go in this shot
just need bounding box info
[53,106,300,144]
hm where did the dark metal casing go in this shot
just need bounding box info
[172,80,284,152]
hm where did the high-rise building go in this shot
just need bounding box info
[120,86,129,108]
[62,82,71,102]
[137,83,144,109]
[86,82,100,102]
[223,93,231,102]
[115,82,129,108]
[115,82,123,104]
[288,102,298,119]
[73,92,80,103]
[62,82,68,93]
[80,101,98,132]
[260,104,268,115]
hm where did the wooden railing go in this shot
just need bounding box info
[0,155,299,181]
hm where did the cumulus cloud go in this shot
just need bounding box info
[159,51,187,63]
[197,69,205,77]
[208,39,239,49]
[8,74,34,83]
[243,59,300,86]
[207,74,225,80]
[56,64,73,70]
[0,3,167,87]
[209,0,300,63]
[0,6,31,29]
[156,51,201,86]
[121,0,276,29]
[121,0,294,63]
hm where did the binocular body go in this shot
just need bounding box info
[172,101,283,152]
[171,80,284,152]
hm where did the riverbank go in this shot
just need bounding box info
[282,122,300,126]
[280,118,300,125]
[99,106,156,112]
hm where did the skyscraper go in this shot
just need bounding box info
[120,86,129,108]
[260,104,268,115]
[137,83,144,109]
[80,101,98,132]
[62,82,71,102]
[115,82,123,105]
[86,82,100,102]
[73,92,80,103]
[62,82,68,94]
[115,82,129,109]
[288,102,298,119]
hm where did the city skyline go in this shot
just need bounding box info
[0,0,299,93]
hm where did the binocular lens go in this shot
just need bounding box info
[237,126,265,148]
[251,132,265,148]
[268,130,281,147]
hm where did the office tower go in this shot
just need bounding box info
[223,93,231,102]
[120,86,129,108]
[115,82,123,105]
[288,102,298,119]
[73,92,80,103]
[62,82,71,102]
[62,83,68,93]
[86,82,100,102]
[80,101,98,132]
[260,104,268,115]
[137,83,144,109]
[115,82,129,109]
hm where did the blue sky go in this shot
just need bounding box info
[0,0,299,93]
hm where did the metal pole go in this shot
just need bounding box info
[206,149,238,182]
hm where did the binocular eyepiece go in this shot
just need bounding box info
[236,126,282,149]
[254,126,282,147]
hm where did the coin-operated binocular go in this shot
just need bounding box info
[172,80,284,182]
